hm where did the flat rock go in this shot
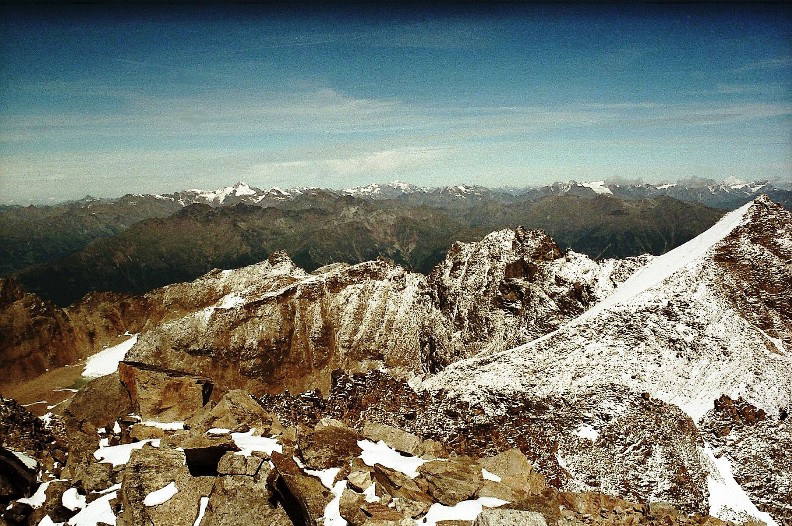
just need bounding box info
[117,443,213,526]
[417,457,483,506]
[473,509,548,526]
[361,422,421,455]
[118,361,213,422]
[199,469,291,526]
[189,389,281,435]
[298,419,362,470]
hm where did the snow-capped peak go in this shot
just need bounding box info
[575,198,754,323]
[578,180,613,195]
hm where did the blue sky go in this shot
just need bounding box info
[1,4,790,203]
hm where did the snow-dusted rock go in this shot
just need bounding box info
[426,196,792,524]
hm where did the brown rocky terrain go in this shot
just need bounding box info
[0,379,752,526]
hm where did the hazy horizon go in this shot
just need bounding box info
[1,3,790,204]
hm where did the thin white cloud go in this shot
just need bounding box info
[733,56,792,72]
[246,147,453,180]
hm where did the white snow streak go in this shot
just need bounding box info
[576,200,752,324]
[17,481,50,508]
[82,335,138,379]
[230,429,282,456]
[193,496,209,526]
[701,447,778,526]
[357,439,428,478]
[418,497,509,526]
[143,481,178,507]
[93,439,160,466]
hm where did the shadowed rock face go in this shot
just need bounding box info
[0,278,81,387]
[712,196,792,354]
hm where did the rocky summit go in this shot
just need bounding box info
[0,195,789,526]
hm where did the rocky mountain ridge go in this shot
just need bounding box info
[0,195,789,525]
[146,179,792,210]
[123,227,641,395]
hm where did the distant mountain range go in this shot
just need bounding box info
[1,179,788,307]
[80,178,791,209]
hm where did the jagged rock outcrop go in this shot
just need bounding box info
[429,227,649,366]
[126,254,448,395]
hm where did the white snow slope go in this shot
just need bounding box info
[82,334,139,379]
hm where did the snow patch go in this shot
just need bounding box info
[67,490,117,525]
[357,439,428,478]
[574,424,599,442]
[82,335,138,379]
[580,180,613,195]
[143,481,178,507]
[418,497,509,526]
[217,294,245,309]
[62,488,86,511]
[231,429,282,456]
[207,428,231,435]
[93,439,160,466]
[17,481,50,508]
[12,450,38,471]
[304,467,341,490]
[481,468,501,482]
[702,446,778,526]
[322,480,347,526]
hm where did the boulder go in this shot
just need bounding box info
[556,491,635,515]
[199,469,291,526]
[298,419,362,470]
[417,457,483,506]
[117,443,213,526]
[268,451,331,526]
[0,447,37,502]
[216,452,265,477]
[473,509,548,526]
[64,372,133,429]
[414,439,449,460]
[118,361,212,422]
[188,389,281,435]
[370,464,432,507]
[339,487,369,525]
[478,449,546,499]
